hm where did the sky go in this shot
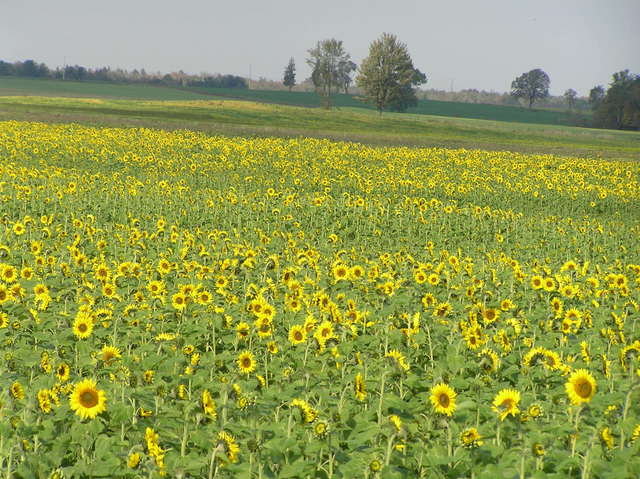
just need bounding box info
[1,0,639,97]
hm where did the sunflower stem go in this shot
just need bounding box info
[384,433,396,466]
[377,371,386,426]
[571,406,582,458]
[446,421,453,468]
[207,444,222,479]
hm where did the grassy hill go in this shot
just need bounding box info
[0,95,636,160]
[0,76,590,127]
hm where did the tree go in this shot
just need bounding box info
[356,33,427,113]
[510,69,550,109]
[283,58,296,91]
[588,85,605,110]
[306,39,353,108]
[594,70,640,130]
[563,88,577,110]
[338,59,357,94]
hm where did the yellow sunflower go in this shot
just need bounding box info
[100,345,122,364]
[460,427,483,447]
[237,351,256,374]
[430,383,457,416]
[202,390,217,419]
[288,324,307,345]
[217,431,240,463]
[69,379,107,420]
[354,373,367,401]
[73,313,94,339]
[565,369,596,405]
[56,363,70,382]
[492,389,520,421]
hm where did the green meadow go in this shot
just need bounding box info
[0,95,637,160]
[1,76,591,127]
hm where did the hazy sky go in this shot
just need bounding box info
[2,0,639,96]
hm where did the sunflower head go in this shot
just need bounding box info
[237,351,256,374]
[430,383,457,416]
[565,369,597,405]
[492,389,521,421]
[70,378,107,420]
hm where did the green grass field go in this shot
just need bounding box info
[0,95,637,160]
[0,76,591,127]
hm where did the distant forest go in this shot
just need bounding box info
[0,59,248,89]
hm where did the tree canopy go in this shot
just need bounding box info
[283,58,296,91]
[306,39,356,108]
[510,69,550,109]
[356,33,426,113]
[592,70,640,130]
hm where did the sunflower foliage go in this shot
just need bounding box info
[0,120,639,478]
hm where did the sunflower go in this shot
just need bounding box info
[10,381,24,400]
[332,263,349,282]
[127,452,141,469]
[478,348,500,373]
[0,284,12,304]
[460,427,483,447]
[492,389,521,421]
[527,404,543,419]
[530,275,543,290]
[349,265,364,281]
[600,427,614,449]
[100,345,121,364]
[1,265,17,283]
[12,222,25,235]
[37,389,52,413]
[532,443,546,457]
[414,269,428,284]
[482,307,500,325]
[430,383,457,416]
[427,273,440,286]
[542,277,556,292]
[171,292,188,311]
[288,324,307,345]
[236,321,250,340]
[237,351,256,374]
[56,363,70,382]
[385,349,410,372]
[147,280,165,297]
[69,379,107,420]
[313,321,335,348]
[202,390,217,419]
[267,341,279,355]
[565,369,596,405]
[314,421,328,438]
[217,431,240,464]
[73,313,94,339]
[354,373,367,401]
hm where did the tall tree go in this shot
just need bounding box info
[283,57,296,91]
[338,59,357,94]
[510,69,550,109]
[588,85,605,110]
[306,39,353,108]
[594,70,640,130]
[356,33,426,113]
[563,88,577,110]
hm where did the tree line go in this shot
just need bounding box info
[0,59,247,89]
[2,48,637,130]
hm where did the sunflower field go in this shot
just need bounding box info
[0,120,639,478]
